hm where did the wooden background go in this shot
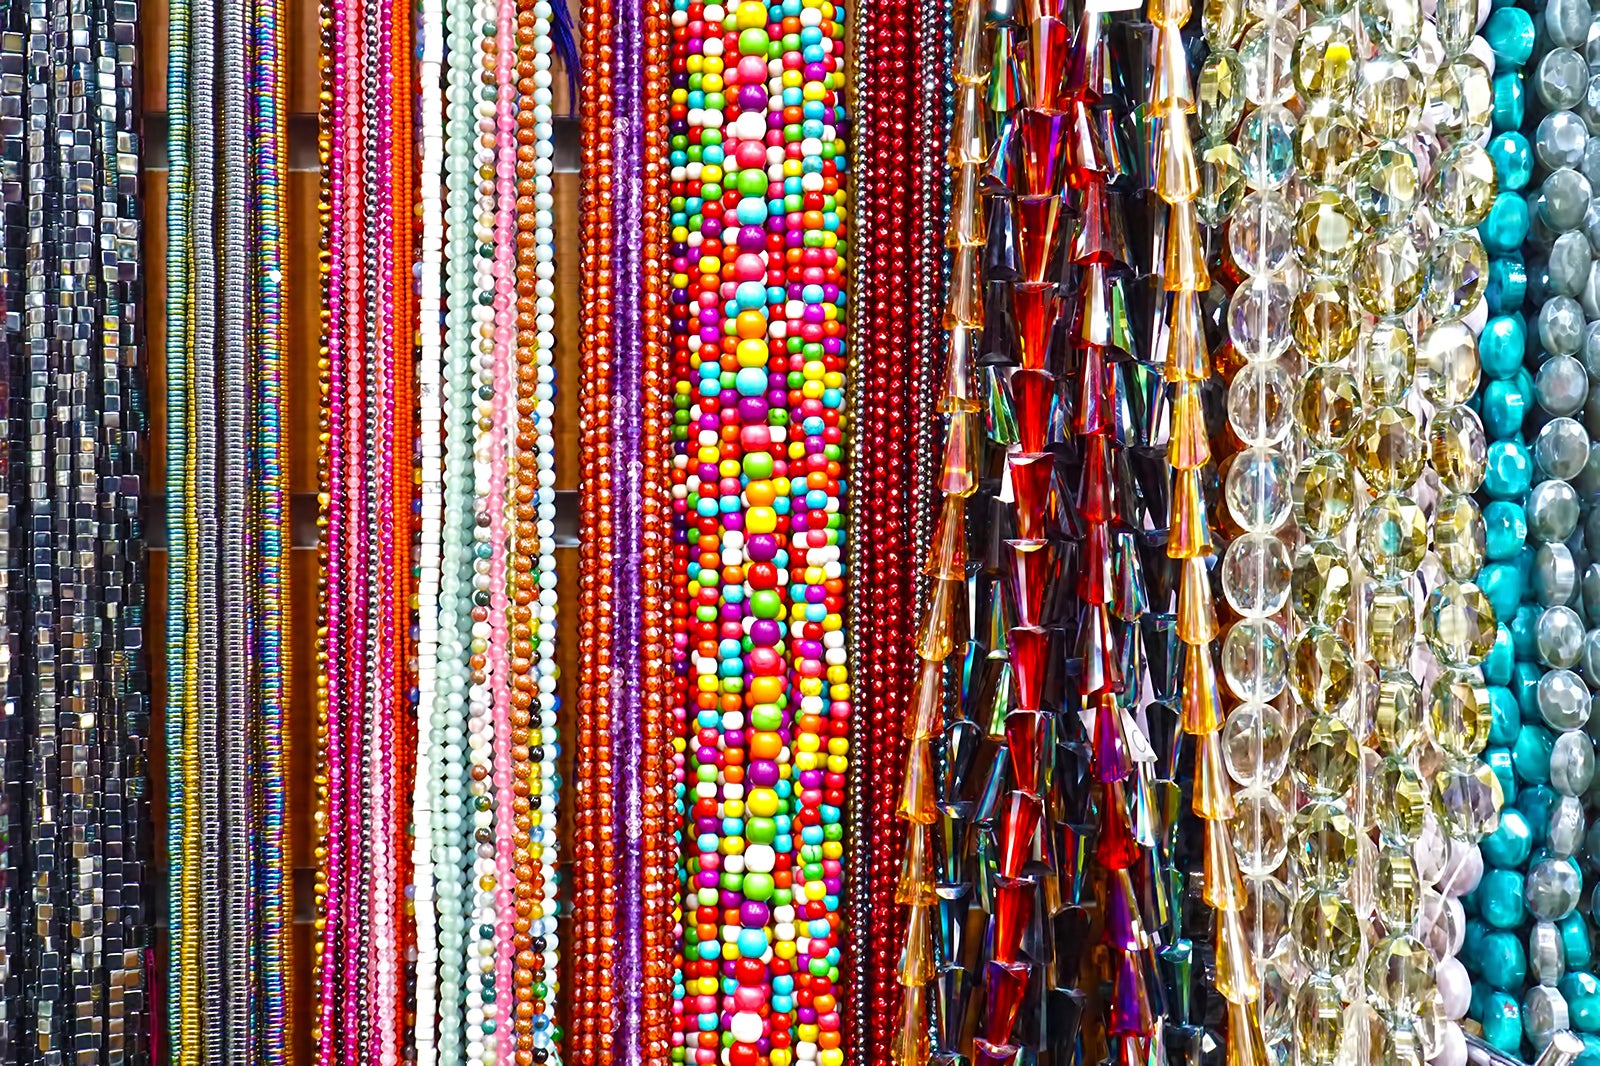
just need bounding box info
[137,4,585,1060]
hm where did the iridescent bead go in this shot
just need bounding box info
[1350,142,1422,233]
[1527,858,1583,921]
[1432,142,1500,230]
[1537,669,1591,731]
[1536,354,1589,416]
[1539,52,1589,115]
[1537,113,1592,173]
[1537,606,1586,670]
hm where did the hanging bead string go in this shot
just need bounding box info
[413,0,447,1035]
[611,0,649,1040]
[664,0,713,1056]
[883,0,978,1049]
[166,0,201,1036]
[1152,0,1263,1055]
[576,0,621,1039]
[1467,0,1600,1056]
[313,0,344,1046]
[508,0,562,1058]
[638,0,679,1051]
[252,0,293,1039]
[844,0,917,1043]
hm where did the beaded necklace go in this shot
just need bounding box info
[844,0,920,1048]
[252,0,293,1043]
[427,0,484,1052]
[638,0,679,1053]
[165,0,292,1041]
[575,0,620,1038]
[414,0,447,1043]
[0,0,148,1051]
[1466,1,1600,1056]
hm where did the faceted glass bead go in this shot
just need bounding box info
[1355,55,1425,139]
[1239,105,1298,190]
[1293,977,1345,1065]
[1424,231,1489,320]
[1434,0,1478,56]
[1415,321,1481,407]
[1200,50,1247,140]
[1375,844,1423,925]
[1373,668,1423,753]
[1433,493,1486,580]
[1245,875,1293,958]
[1360,0,1422,52]
[1368,934,1436,1020]
[1296,365,1361,448]
[1432,757,1503,842]
[1293,19,1357,98]
[1368,589,1416,673]
[1362,320,1416,404]
[1429,142,1499,230]
[1292,714,1360,797]
[1197,141,1248,226]
[1229,191,1295,275]
[1223,530,1292,615]
[1374,758,1429,845]
[1293,802,1359,889]
[1293,451,1356,538]
[1426,55,1494,140]
[1351,404,1427,492]
[1352,228,1426,316]
[1429,404,1489,495]
[1291,542,1353,624]
[1427,668,1493,758]
[1202,0,1243,50]
[1356,492,1428,583]
[1295,187,1363,274]
[1425,581,1496,667]
[1239,18,1297,104]
[1231,788,1289,876]
[1227,274,1295,361]
[1289,628,1356,714]
[1223,701,1291,787]
[1225,446,1294,532]
[1350,143,1422,234]
[1292,889,1363,971]
[1292,278,1358,365]
[1223,617,1289,702]
[1297,99,1363,185]
[1228,360,1293,443]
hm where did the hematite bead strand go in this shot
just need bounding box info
[250,0,293,1035]
[0,28,22,1060]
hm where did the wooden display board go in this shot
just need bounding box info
[138,6,584,1059]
